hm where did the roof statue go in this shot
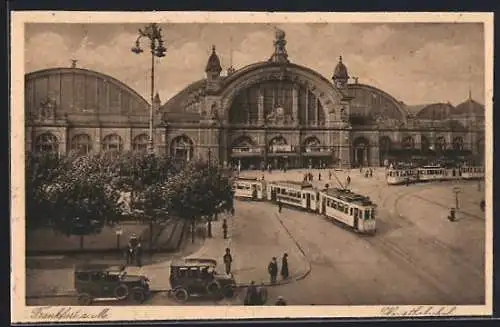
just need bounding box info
[269,28,290,64]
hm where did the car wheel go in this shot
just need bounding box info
[130,287,146,304]
[174,288,189,302]
[207,282,220,294]
[77,293,93,306]
[114,284,129,300]
[222,285,234,298]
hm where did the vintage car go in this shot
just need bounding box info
[169,258,236,302]
[74,263,151,305]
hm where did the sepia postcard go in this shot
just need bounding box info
[11,11,494,323]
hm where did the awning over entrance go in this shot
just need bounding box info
[230,152,263,158]
[302,151,333,157]
[267,153,299,157]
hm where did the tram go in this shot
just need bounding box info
[267,181,319,212]
[386,168,418,185]
[386,164,484,185]
[233,177,267,200]
[318,188,377,234]
[460,166,485,179]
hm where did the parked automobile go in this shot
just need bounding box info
[169,258,236,302]
[74,263,151,305]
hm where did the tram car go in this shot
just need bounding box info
[232,177,267,200]
[318,188,377,234]
[266,181,320,212]
[386,168,418,185]
[460,166,485,180]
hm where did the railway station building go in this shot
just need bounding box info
[25,29,485,169]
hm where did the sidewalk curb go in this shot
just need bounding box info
[273,212,312,284]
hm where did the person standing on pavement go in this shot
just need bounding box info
[329,170,332,180]
[244,281,259,305]
[280,253,289,280]
[223,248,233,275]
[278,199,283,213]
[136,239,142,267]
[257,282,268,305]
[222,219,228,239]
[268,257,278,284]
[318,172,322,181]
[346,175,351,187]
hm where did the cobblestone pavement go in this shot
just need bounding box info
[26,168,486,306]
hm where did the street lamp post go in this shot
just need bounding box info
[453,186,461,209]
[131,23,167,154]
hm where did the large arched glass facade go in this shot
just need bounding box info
[228,81,325,126]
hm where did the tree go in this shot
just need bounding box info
[47,154,122,247]
[111,152,178,252]
[26,152,123,248]
[164,160,234,243]
[25,152,69,230]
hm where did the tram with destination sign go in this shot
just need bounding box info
[267,181,320,212]
[233,177,267,200]
[318,188,377,234]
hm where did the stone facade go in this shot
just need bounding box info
[25,30,485,168]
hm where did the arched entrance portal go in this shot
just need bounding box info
[230,136,262,170]
[170,135,194,164]
[353,137,370,167]
[268,136,294,170]
[303,136,332,168]
[379,136,392,167]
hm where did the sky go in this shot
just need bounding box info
[24,23,485,106]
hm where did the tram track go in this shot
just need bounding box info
[411,194,484,221]
[395,191,484,279]
[362,184,485,304]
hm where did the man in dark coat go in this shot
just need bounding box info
[257,282,268,305]
[222,219,228,239]
[278,199,282,213]
[280,253,289,280]
[223,248,233,275]
[268,257,278,284]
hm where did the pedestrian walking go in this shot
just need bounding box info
[278,199,283,213]
[280,253,289,280]
[222,219,228,239]
[244,281,259,305]
[369,168,373,177]
[346,175,351,186]
[328,170,332,180]
[268,257,278,284]
[223,248,233,275]
[275,296,287,305]
[318,172,322,181]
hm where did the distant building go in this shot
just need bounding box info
[25,29,484,168]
